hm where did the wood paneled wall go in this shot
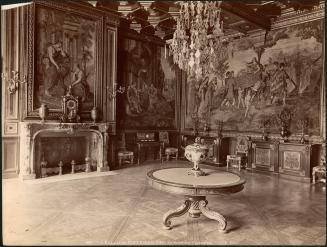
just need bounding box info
[1,7,28,177]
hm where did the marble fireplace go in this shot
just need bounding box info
[19,122,110,179]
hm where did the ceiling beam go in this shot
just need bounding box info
[221,1,271,30]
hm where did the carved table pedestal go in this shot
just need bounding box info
[147,167,245,233]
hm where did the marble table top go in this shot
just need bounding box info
[147,167,246,196]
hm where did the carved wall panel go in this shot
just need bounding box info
[2,138,19,176]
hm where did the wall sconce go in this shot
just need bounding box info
[107,83,125,100]
[1,71,26,94]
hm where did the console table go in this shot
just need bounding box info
[147,167,245,232]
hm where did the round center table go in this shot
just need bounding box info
[147,167,246,233]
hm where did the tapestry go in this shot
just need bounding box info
[118,38,177,129]
[184,20,323,135]
[35,6,96,111]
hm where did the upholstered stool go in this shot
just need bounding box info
[118,151,134,167]
[164,147,178,161]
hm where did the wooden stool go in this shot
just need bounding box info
[118,151,134,167]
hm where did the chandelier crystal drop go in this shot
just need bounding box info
[169,1,228,80]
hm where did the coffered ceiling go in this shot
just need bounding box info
[85,0,322,39]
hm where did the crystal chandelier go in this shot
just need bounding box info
[169,1,227,80]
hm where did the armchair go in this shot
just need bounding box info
[159,131,178,162]
[117,133,134,167]
[226,136,250,171]
[312,143,326,184]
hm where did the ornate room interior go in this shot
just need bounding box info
[1,0,326,245]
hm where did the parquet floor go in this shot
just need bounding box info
[2,161,326,245]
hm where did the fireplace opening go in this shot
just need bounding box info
[34,132,100,178]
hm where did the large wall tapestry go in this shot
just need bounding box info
[117,38,177,129]
[34,6,96,112]
[184,19,323,136]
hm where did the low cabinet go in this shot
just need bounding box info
[251,139,321,182]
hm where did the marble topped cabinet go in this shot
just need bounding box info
[251,139,321,182]
[251,140,278,173]
[278,142,320,183]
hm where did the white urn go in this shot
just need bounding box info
[184,141,209,176]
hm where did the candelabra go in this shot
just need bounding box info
[215,120,223,138]
[214,120,224,164]
[275,108,294,142]
[1,71,26,94]
[297,118,309,144]
[191,113,200,136]
[107,83,125,100]
[259,117,272,141]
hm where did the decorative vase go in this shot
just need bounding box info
[39,104,48,122]
[299,132,305,144]
[184,142,209,177]
[91,107,98,123]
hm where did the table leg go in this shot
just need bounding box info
[163,200,191,230]
[118,157,122,167]
[159,145,162,161]
[137,144,140,166]
[199,200,227,233]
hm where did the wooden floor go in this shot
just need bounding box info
[2,161,326,245]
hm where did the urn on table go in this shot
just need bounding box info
[39,104,49,122]
[184,140,209,177]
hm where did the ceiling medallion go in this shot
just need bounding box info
[168,1,229,80]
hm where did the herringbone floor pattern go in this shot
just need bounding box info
[2,161,326,245]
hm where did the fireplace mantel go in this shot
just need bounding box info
[19,122,110,179]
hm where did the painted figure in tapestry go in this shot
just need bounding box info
[71,62,90,102]
[185,19,323,135]
[45,41,70,97]
[35,7,95,110]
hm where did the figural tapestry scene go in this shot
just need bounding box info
[185,20,323,135]
[35,6,95,111]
